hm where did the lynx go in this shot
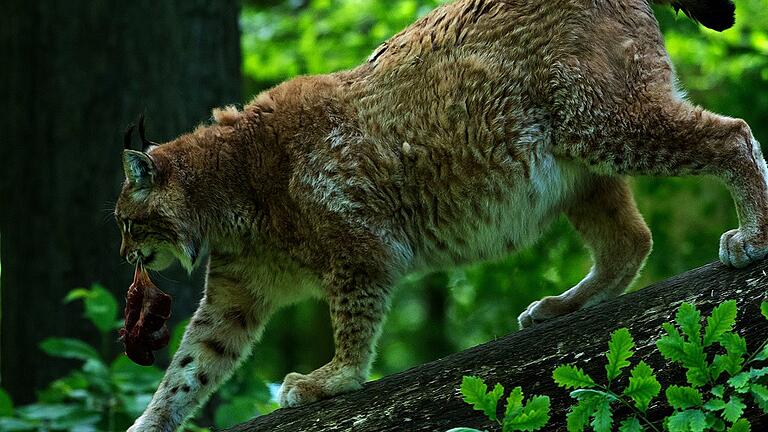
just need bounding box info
[116,0,767,430]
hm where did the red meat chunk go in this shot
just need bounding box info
[119,265,172,365]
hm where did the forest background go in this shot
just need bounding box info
[0,0,766,430]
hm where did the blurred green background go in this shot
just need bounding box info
[0,0,766,430]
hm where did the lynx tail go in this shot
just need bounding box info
[656,0,736,31]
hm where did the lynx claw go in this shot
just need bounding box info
[719,229,768,268]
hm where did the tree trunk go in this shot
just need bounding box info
[0,0,240,402]
[226,260,768,431]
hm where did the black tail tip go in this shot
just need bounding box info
[674,0,736,32]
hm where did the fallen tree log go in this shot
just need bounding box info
[227,260,768,432]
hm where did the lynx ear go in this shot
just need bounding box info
[122,150,156,188]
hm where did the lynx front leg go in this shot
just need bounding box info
[129,269,271,432]
[518,176,652,328]
[278,269,391,407]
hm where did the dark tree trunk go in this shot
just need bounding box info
[227,260,768,432]
[0,0,241,402]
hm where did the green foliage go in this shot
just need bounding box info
[553,366,597,389]
[665,386,703,410]
[39,338,101,362]
[461,376,505,422]
[553,301,768,431]
[64,284,120,334]
[0,286,167,431]
[624,362,661,413]
[0,286,220,431]
[555,328,662,432]
[453,376,550,432]
[606,328,635,383]
[0,389,13,417]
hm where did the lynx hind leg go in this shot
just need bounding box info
[560,95,768,269]
[518,177,652,328]
[718,132,768,267]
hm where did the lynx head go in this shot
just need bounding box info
[115,116,203,272]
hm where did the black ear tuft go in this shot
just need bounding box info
[122,150,156,189]
[673,0,736,32]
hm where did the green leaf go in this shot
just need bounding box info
[703,300,737,347]
[566,396,597,432]
[681,342,709,386]
[605,328,635,382]
[590,397,613,432]
[63,288,91,303]
[618,417,644,432]
[719,333,747,357]
[706,414,726,431]
[677,303,702,344]
[503,395,550,432]
[703,398,727,411]
[460,376,504,422]
[727,419,751,432]
[553,365,596,389]
[64,284,120,334]
[761,302,768,321]
[722,396,746,422]
[0,388,13,417]
[689,410,708,432]
[750,383,768,399]
[16,403,78,420]
[667,410,707,432]
[623,362,661,412]
[727,373,751,392]
[666,385,703,410]
[754,344,768,362]
[711,385,725,398]
[657,323,687,363]
[505,386,524,419]
[110,356,163,393]
[83,284,119,334]
[39,338,100,362]
[750,384,768,413]
[0,417,39,431]
[749,367,768,380]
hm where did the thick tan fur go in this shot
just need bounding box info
[115,0,768,430]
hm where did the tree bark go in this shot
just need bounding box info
[227,260,768,431]
[0,0,240,402]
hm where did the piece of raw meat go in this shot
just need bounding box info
[119,264,172,365]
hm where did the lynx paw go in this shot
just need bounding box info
[518,296,574,329]
[719,229,768,268]
[278,367,363,407]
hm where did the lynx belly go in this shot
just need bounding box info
[414,152,587,270]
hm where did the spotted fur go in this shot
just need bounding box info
[118,0,767,430]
